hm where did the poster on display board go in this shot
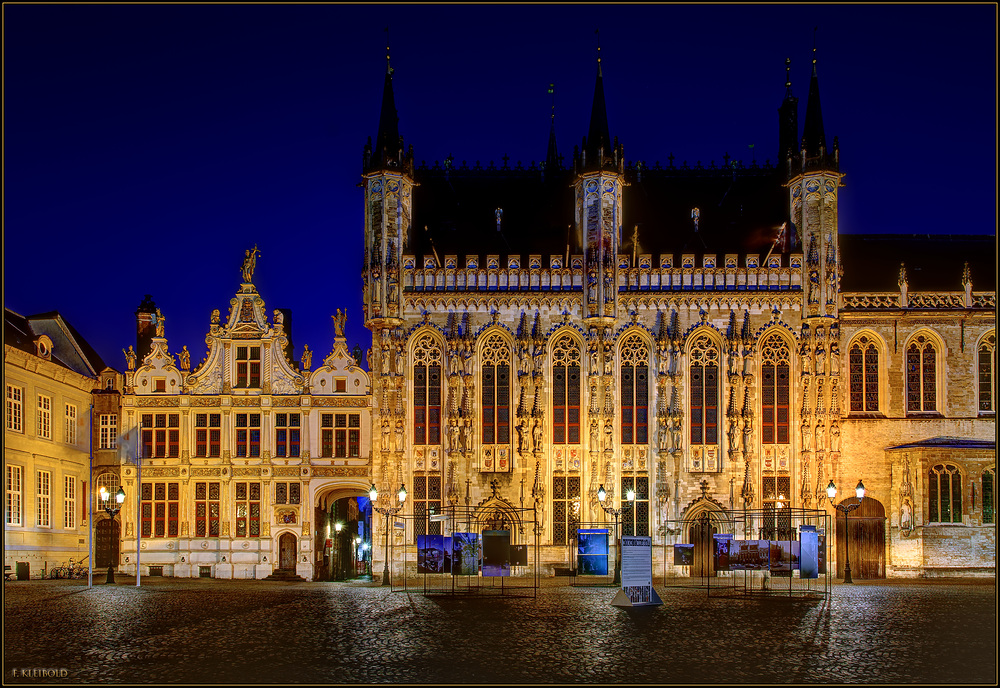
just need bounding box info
[510,544,528,567]
[712,534,733,571]
[452,532,480,576]
[799,526,819,579]
[417,534,446,574]
[611,536,662,607]
[482,530,511,577]
[673,544,694,566]
[729,540,770,570]
[576,529,609,576]
[769,540,800,576]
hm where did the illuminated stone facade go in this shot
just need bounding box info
[116,280,371,580]
[360,56,996,578]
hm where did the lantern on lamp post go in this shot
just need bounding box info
[827,479,866,583]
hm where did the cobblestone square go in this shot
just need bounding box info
[3,577,995,684]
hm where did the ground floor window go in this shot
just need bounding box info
[928,464,962,523]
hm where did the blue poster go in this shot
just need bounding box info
[417,534,445,574]
[482,530,510,577]
[799,527,819,579]
[452,532,480,576]
[577,528,609,576]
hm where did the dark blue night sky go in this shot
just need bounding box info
[5,4,996,369]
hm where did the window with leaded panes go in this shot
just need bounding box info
[552,335,582,444]
[480,333,511,445]
[235,482,261,537]
[37,394,51,439]
[552,475,581,545]
[195,413,221,457]
[906,335,937,413]
[982,467,995,525]
[194,482,220,537]
[6,465,22,526]
[412,475,442,537]
[99,414,117,449]
[928,464,962,523]
[6,384,23,433]
[64,404,77,445]
[760,333,791,444]
[141,482,179,538]
[979,334,996,413]
[620,335,649,445]
[275,482,300,505]
[620,476,649,536]
[36,470,51,527]
[322,413,360,458]
[64,476,76,529]
[413,334,443,446]
[849,336,880,412]
[235,413,261,457]
[690,334,721,445]
[235,346,261,388]
[274,413,300,458]
[761,475,792,540]
[141,413,180,458]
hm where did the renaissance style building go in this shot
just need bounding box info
[102,50,994,581]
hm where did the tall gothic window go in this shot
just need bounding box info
[552,335,582,444]
[412,334,443,445]
[481,333,511,445]
[620,334,649,445]
[761,476,792,540]
[689,334,720,445]
[760,333,791,444]
[620,476,649,536]
[849,336,880,412]
[979,334,996,413]
[552,475,581,545]
[906,335,937,413]
[928,464,962,523]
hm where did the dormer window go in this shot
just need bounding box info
[236,346,261,388]
[34,335,52,360]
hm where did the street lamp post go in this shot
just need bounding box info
[369,482,407,586]
[597,484,635,585]
[333,521,343,581]
[827,479,866,584]
[98,486,126,584]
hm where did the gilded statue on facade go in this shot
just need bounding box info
[333,309,347,338]
[155,309,165,337]
[301,345,312,371]
[177,345,191,371]
[123,345,136,371]
[241,245,260,283]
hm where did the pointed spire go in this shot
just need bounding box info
[545,83,560,171]
[778,57,799,165]
[802,28,827,160]
[579,29,616,172]
[365,28,410,175]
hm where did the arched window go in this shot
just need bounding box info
[412,334,442,446]
[480,333,511,445]
[760,333,791,444]
[979,333,996,413]
[928,464,962,523]
[906,335,937,412]
[95,472,120,511]
[551,334,582,444]
[849,335,880,412]
[982,467,995,525]
[689,334,720,445]
[620,334,649,445]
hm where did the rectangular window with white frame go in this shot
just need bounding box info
[6,465,22,526]
[37,394,52,439]
[99,414,118,449]
[6,384,23,433]
[64,403,78,446]
[64,476,76,529]
[37,470,51,527]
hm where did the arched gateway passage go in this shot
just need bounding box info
[314,483,373,581]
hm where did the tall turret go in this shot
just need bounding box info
[574,40,625,322]
[362,41,413,330]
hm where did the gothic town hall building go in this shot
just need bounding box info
[105,52,995,581]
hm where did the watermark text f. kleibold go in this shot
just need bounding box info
[11,668,69,678]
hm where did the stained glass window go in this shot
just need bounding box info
[413,334,443,445]
[552,476,581,545]
[690,334,721,445]
[849,336,879,412]
[928,464,962,523]
[906,336,937,412]
[552,335,582,444]
[620,335,649,445]
[481,333,511,445]
[760,333,791,444]
[979,334,996,413]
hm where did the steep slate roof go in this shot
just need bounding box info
[839,234,997,292]
[408,164,788,261]
[4,308,106,377]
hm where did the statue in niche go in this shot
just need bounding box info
[532,419,543,452]
[815,345,826,375]
[449,348,462,376]
[815,421,826,451]
[801,417,812,451]
[604,421,613,452]
[394,420,404,452]
[333,309,347,338]
[603,342,613,375]
[799,339,811,374]
[177,346,191,371]
[829,340,841,375]
[380,419,391,452]
[449,423,461,453]
[657,423,668,452]
[516,418,529,453]
[590,418,600,449]
[301,345,312,371]
[830,419,841,453]
[728,419,740,451]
